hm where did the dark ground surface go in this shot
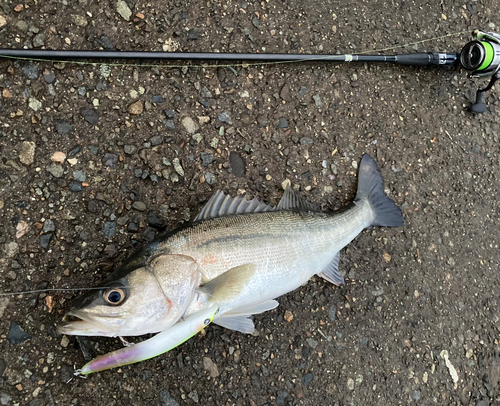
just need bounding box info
[1,1,500,405]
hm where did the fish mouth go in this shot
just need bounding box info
[57,311,120,337]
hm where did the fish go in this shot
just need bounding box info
[58,154,403,371]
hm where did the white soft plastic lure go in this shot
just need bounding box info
[76,305,217,375]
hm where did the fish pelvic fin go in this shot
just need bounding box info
[317,252,345,286]
[199,264,257,302]
[355,155,404,227]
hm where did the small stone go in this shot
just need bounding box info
[81,108,99,125]
[7,322,32,345]
[43,69,55,84]
[5,242,19,257]
[124,145,137,155]
[47,163,64,178]
[302,373,313,387]
[204,172,215,185]
[218,110,232,124]
[347,378,354,390]
[72,14,88,27]
[103,222,116,238]
[172,158,184,176]
[132,201,147,212]
[299,86,308,96]
[42,219,55,233]
[147,212,165,230]
[51,151,66,163]
[201,152,213,167]
[280,83,291,101]
[188,29,199,40]
[22,64,40,79]
[60,336,70,348]
[151,94,163,103]
[383,252,391,263]
[68,181,83,192]
[19,141,36,166]
[0,14,6,28]
[127,100,144,115]
[192,134,203,143]
[0,393,12,406]
[277,117,288,129]
[15,221,29,239]
[73,170,86,182]
[203,357,219,377]
[181,116,199,134]
[328,304,336,321]
[88,145,99,155]
[284,310,293,322]
[299,137,313,145]
[116,0,132,21]
[313,94,323,107]
[54,120,73,135]
[306,338,318,349]
[165,109,175,119]
[164,119,175,130]
[28,98,42,111]
[201,87,213,98]
[159,389,180,406]
[413,390,421,401]
[39,233,53,249]
[103,153,118,169]
[33,33,46,47]
[187,390,199,403]
[229,151,245,177]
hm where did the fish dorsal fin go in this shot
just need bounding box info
[276,186,320,212]
[199,264,256,302]
[194,191,275,222]
[317,252,345,286]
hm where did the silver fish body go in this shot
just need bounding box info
[58,154,403,337]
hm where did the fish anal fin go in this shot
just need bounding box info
[200,264,256,302]
[214,316,255,334]
[221,299,279,318]
[277,186,320,212]
[317,252,345,286]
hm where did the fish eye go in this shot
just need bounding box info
[104,288,126,305]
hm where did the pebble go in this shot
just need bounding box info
[218,111,232,124]
[88,145,99,155]
[51,151,66,164]
[33,33,45,47]
[347,378,354,390]
[164,119,175,130]
[81,108,99,125]
[165,109,175,119]
[299,86,308,96]
[277,117,289,129]
[159,389,180,406]
[302,373,313,386]
[69,181,83,192]
[299,137,313,145]
[43,69,55,84]
[0,393,12,406]
[201,152,213,167]
[19,141,36,166]
[15,221,29,239]
[313,94,323,107]
[204,172,215,185]
[103,222,116,238]
[60,336,70,348]
[0,14,6,28]
[201,87,213,98]
[28,98,42,111]
[46,163,64,178]
[203,357,219,377]
[147,212,165,230]
[132,201,146,211]
[172,158,184,176]
[127,100,144,115]
[124,145,137,155]
[229,151,245,177]
[16,20,28,32]
[5,242,18,257]
[73,170,86,182]
[103,153,118,169]
[192,134,203,143]
[306,338,318,349]
[181,116,199,134]
[152,94,163,103]
[22,64,40,79]
[39,233,53,249]
[42,219,55,233]
[54,120,73,135]
[7,322,32,345]
[187,390,199,403]
[116,0,132,21]
[150,135,162,146]
[188,29,200,40]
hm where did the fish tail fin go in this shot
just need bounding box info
[355,155,404,227]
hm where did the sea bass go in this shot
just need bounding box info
[59,155,403,342]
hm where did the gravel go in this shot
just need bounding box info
[7,322,32,345]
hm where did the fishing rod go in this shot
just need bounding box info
[1,29,499,113]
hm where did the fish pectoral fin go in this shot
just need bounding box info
[222,299,279,318]
[214,316,255,334]
[317,252,345,286]
[199,263,256,302]
[276,186,320,212]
